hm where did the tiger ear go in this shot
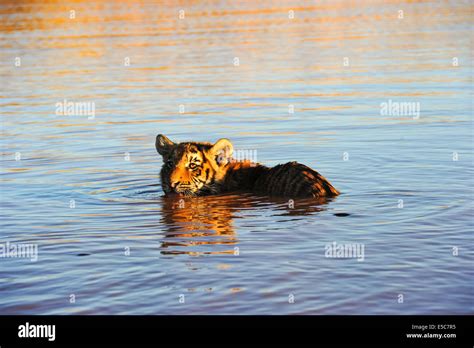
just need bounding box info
[209,138,233,165]
[155,134,175,156]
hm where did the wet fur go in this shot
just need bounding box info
[155,134,339,198]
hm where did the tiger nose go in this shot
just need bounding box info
[170,181,180,189]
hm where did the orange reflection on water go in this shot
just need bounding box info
[159,193,330,256]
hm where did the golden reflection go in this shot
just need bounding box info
[1,0,470,117]
[159,194,240,256]
[158,193,331,256]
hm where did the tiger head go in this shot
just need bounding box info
[155,134,234,196]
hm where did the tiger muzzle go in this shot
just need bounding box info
[172,181,194,193]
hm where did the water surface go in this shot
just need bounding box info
[0,0,473,314]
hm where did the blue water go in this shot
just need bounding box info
[0,0,473,314]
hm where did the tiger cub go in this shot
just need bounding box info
[155,134,340,198]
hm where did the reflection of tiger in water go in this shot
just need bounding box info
[155,134,340,198]
[159,195,239,255]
